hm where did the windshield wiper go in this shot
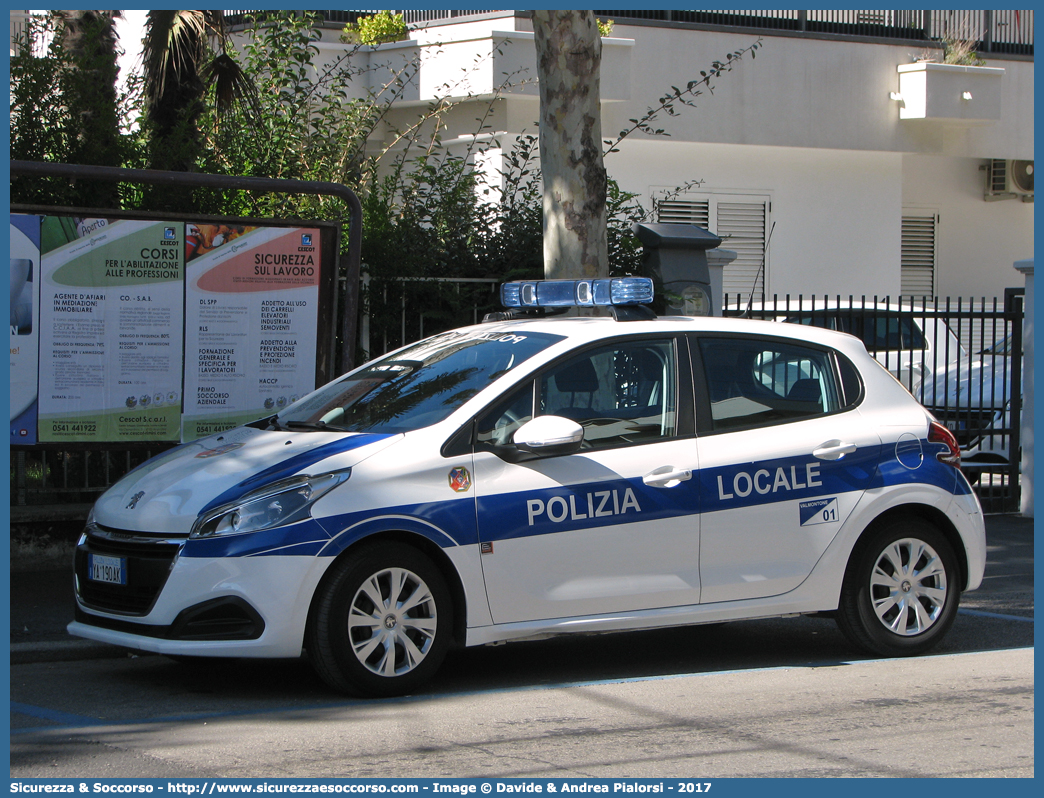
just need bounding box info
[276,419,353,433]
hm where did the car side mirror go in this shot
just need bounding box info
[513,416,584,457]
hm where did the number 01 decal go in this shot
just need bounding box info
[799,497,839,526]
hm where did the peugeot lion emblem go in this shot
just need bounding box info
[126,491,146,510]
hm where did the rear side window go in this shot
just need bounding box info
[841,312,926,351]
[837,355,863,407]
[786,310,925,351]
[697,337,845,432]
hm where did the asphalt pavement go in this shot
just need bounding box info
[9,513,1034,665]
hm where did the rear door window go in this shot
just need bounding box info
[695,336,849,432]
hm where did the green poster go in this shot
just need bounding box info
[37,218,185,443]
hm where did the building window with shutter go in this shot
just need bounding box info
[901,212,937,299]
[655,192,770,305]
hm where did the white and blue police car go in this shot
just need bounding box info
[70,277,986,696]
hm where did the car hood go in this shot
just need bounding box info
[91,425,401,535]
[923,357,1019,408]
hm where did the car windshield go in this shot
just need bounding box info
[276,329,563,434]
[783,310,926,351]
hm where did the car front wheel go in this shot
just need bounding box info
[308,542,452,697]
[836,519,961,657]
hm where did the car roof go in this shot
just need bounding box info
[462,313,870,357]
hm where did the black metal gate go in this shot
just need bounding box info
[725,292,1024,512]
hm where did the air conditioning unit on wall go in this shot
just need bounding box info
[984,159,1034,202]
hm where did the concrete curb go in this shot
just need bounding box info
[10,639,129,665]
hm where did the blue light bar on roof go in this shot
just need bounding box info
[500,277,654,309]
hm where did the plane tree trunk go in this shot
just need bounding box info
[532,10,608,280]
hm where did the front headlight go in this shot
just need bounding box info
[190,469,351,539]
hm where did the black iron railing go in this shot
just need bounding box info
[221,10,1033,57]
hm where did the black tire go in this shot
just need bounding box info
[836,519,961,657]
[307,542,452,697]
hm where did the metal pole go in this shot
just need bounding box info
[1007,290,1025,513]
[9,160,364,373]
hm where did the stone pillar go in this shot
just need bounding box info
[1014,258,1033,517]
[706,249,738,315]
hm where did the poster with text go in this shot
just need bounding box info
[182,224,321,441]
[37,217,185,442]
[10,214,41,444]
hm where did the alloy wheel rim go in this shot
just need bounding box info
[348,566,438,677]
[869,538,948,636]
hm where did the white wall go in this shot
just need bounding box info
[606,23,1034,160]
[310,22,1032,162]
[903,155,1035,299]
[607,142,1033,301]
[608,139,903,298]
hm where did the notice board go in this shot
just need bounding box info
[9,211,340,446]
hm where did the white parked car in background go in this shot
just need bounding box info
[924,333,1022,467]
[750,300,966,399]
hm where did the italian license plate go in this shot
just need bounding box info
[88,553,126,585]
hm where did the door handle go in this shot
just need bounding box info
[643,466,693,488]
[813,440,857,461]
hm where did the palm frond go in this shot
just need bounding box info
[142,10,206,108]
[203,51,257,115]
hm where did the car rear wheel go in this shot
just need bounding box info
[836,519,960,657]
[308,542,452,697]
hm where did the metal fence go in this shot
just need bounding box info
[220,10,1033,56]
[592,9,1033,55]
[358,275,501,360]
[724,292,1024,512]
[223,9,503,27]
[10,287,1025,513]
[10,447,167,510]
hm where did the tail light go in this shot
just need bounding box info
[928,420,961,467]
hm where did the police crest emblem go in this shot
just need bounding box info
[448,466,472,493]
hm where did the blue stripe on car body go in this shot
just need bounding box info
[182,436,964,559]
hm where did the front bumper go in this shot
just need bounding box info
[71,538,331,658]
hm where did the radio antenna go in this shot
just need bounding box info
[739,220,776,318]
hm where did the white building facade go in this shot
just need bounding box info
[9,9,30,55]
[252,10,1036,303]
